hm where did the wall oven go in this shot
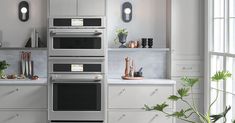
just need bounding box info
[48,57,105,121]
[48,18,105,57]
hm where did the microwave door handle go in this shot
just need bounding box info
[50,31,102,36]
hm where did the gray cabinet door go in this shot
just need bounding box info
[77,0,105,16]
[49,0,77,17]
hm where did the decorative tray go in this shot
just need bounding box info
[121,76,144,80]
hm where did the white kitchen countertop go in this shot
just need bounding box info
[108,78,176,85]
[0,78,47,85]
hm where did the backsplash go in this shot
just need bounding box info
[108,51,168,79]
[0,50,47,77]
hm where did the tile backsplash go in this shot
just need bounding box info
[108,51,168,79]
[0,50,47,77]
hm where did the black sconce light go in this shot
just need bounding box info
[19,1,29,22]
[122,2,132,23]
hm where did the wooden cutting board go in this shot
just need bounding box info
[121,76,144,80]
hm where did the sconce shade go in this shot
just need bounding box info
[19,1,29,22]
[122,2,132,22]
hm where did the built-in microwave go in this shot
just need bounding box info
[48,17,106,57]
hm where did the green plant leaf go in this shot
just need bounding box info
[181,77,199,87]
[177,88,190,98]
[153,102,169,111]
[168,109,186,118]
[211,71,232,82]
[0,60,10,70]
[210,106,231,122]
[168,95,180,101]
[143,104,152,111]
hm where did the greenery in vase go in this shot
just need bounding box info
[0,60,10,78]
[114,28,128,44]
[144,71,233,123]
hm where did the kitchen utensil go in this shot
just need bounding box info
[28,52,32,77]
[21,51,25,75]
[148,38,153,48]
[141,38,147,48]
[124,57,130,77]
[25,52,29,77]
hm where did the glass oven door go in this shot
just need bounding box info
[53,83,101,111]
[49,29,105,56]
[49,74,105,121]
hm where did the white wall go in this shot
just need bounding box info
[107,0,168,48]
[0,0,47,47]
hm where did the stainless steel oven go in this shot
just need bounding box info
[48,57,105,121]
[48,17,106,57]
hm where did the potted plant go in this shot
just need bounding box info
[0,60,10,79]
[144,71,233,123]
[115,28,128,48]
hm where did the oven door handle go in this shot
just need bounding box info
[50,31,102,36]
[51,74,103,82]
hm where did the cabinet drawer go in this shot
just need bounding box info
[0,86,47,108]
[0,110,47,123]
[108,111,173,123]
[171,60,203,76]
[108,85,173,109]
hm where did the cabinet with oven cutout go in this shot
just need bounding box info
[49,0,105,17]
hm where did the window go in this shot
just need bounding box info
[209,0,235,122]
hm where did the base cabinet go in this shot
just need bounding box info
[108,80,176,123]
[108,111,173,123]
[0,84,47,123]
[0,110,47,123]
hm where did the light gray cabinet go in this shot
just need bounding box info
[0,110,47,123]
[108,80,176,123]
[78,0,105,16]
[0,84,47,123]
[49,0,105,17]
[49,0,77,17]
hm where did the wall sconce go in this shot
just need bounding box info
[122,2,132,23]
[19,1,29,22]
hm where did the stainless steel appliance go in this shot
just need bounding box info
[48,17,106,122]
[48,17,106,57]
[48,57,105,121]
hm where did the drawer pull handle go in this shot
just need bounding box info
[182,67,193,70]
[7,88,19,95]
[118,89,126,95]
[149,114,159,123]
[150,89,158,96]
[8,114,19,120]
[118,114,126,121]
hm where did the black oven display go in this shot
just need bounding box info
[53,83,101,111]
[53,37,101,49]
[53,64,101,72]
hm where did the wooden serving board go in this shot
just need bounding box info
[121,76,144,80]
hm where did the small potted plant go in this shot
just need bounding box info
[115,28,128,48]
[0,60,10,79]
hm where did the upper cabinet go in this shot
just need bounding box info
[171,0,204,60]
[78,0,105,16]
[49,0,106,17]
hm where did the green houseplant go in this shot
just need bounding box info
[0,60,10,78]
[144,71,233,123]
[114,28,128,48]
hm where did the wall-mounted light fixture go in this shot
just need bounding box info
[19,1,29,22]
[122,2,132,23]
